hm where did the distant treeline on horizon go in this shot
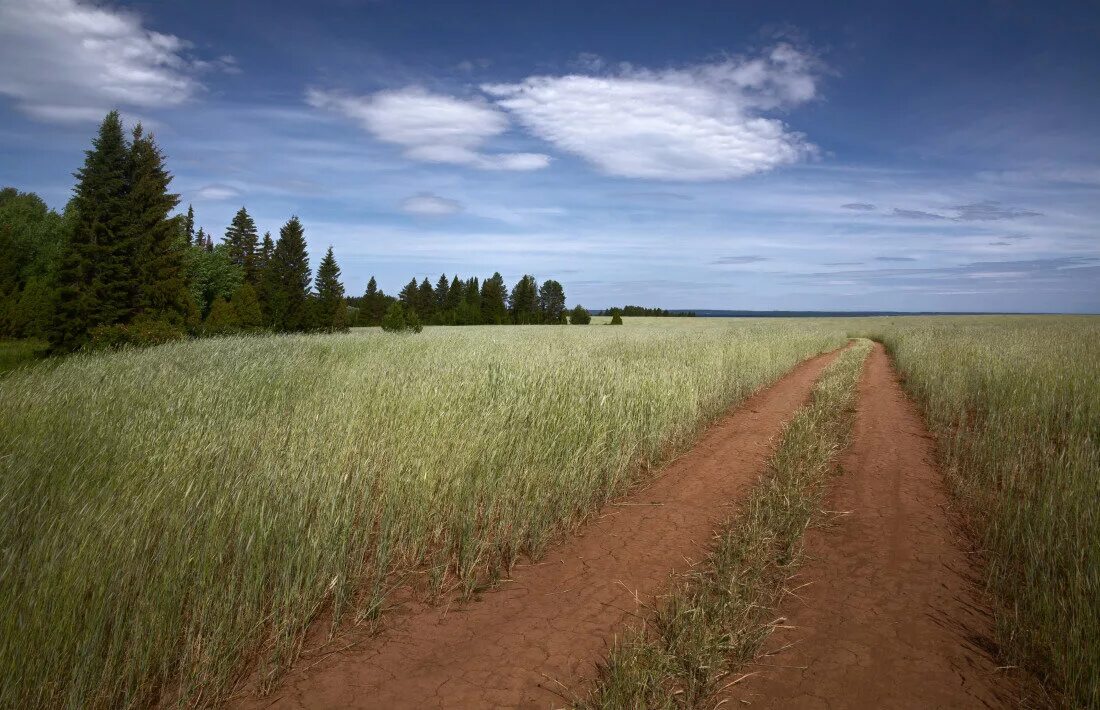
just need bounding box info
[596,305,697,317]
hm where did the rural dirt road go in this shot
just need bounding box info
[729,342,1024,708]
[233,348,841,709]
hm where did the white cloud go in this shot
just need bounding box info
[481,44,820,181]
[401,192,464,216]
[0,0,220,122]
[306,87,550,171]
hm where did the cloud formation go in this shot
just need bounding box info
[194,184,243,200]
[481,44,820,180]
[951,200,1042,221]
[401,192,464,216]
[306,87,550,171]
[890,208,949,220]
[713,255,769,264]
[0,0,219,122]
[841,202,876,211]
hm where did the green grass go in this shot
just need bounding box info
[582,339,872,709]
[0,338,46,375]
[0,318,848,709]
[852,316,1100,707]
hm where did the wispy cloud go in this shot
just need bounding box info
[890,208,949,220]
[401,192,464,216]
[874,256,918,262]
[713,255,769,265]
[951,200,1042,221]
[0,0,227,122]
[306,87,550,171]
[482,44,820,180]
[841,202,875,211]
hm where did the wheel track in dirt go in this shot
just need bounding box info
[231,348,843,709]
[729,342,1026,709]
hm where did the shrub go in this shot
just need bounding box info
[610,313,624,325]
[203,297,240,336]
[88,316,186,351]
[570,305,591,325]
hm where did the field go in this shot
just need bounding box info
[1,316,1097,708]
[0,319,847,708]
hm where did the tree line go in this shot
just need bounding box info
[0,111,592,353]
[602,305,696,317]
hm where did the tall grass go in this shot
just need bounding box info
[854,316,1100,707]
[0,338,45,375]
[583,339,871,708]
[0,319,847,708]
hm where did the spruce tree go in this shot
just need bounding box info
[570,304,591,325]
[49,111,132,352]
[445,274,463,311]
[417,277,435,320]
[184,204,194,245]
[381,301,407,332]
[314,246,348,332]
[126,125,188,328]
[362,276,385,326]
[203,296,240,335]
[399,278,418,311]
[509,274,538,324]
[223,207,260,284]
[263,216,311,331]
[434,273,449,311]
[610,312,624,325]
[480,272,508,324]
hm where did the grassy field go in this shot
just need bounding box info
[853,316,1100,707]
[585,339,871,708]
[0,318,847,709]
[0,338,45,375]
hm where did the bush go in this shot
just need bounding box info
[88,316,186,351]
[381,302,422,334]
[203,297,240,336]
[610,313,624,326]
[570,305,591,325]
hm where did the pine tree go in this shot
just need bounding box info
[445,274,464,311]
[49,111,132,352]
[126,125,188,329]
[314,246,348,332]
[434,273,449,312]
[263,216,311,331]
[230,282,263,330]
[480,272,508,324]
[399,278,418,311]
[417,277,435,320]
[381,301,407,332]
[184,204,194,245]
[361,276,386,326]
[509,274,538,324]
[537,279,566,324]
[223,207,260,284]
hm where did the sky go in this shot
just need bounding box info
[1,0,1098,312]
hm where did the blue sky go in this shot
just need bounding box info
[1,0,1098,312]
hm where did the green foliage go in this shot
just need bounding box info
[229,282,263,330]
[570,305,591,325]
[0,338,46,375]
[381,300,421,333]
[537,279,566,324]
[509,274,539,324]
[88,315,186,351]
[480,272,508,324]
[610,312,624,325]
[355,276,389,327]
[188,243,243,317]
[202,296,240,336]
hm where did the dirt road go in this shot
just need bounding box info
[730,342,1023,708]
[232,349,841,709]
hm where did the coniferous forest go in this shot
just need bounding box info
[0,112,591,354]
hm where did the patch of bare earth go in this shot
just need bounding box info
[729,342,1027,709]
[230,349,841,709]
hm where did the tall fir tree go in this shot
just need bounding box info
[360,276,386,326]
[223,207,260,284]
[49,111,132,352]
[184,204,195,245]
[417,277,435,320]
[434,273,449,311]
[314,246,348,332]
[444,274,464,311]
[509,274,539,324]
[262,216,311,331]
[480,272,508,324]
[399,277,418,311]
[126,125,189,327]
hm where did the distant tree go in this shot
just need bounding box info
[359,276,387,326]
[314,246,348,332]
[406,306,423,333]
[417,277,435,320]
[569,305,591,325]
[509,274,538,324]
[49,111,132,352]
[398,278,418,311]
[381,300,406,332]
[183,204,194,246]
[444,274,464,311]
[188,243,243,317]
[434,273,449,312]
[610,312,624,325]
[223,207,260,284]
[538,279,566,324]
[480,272,508,324]
[229,282,263,330]
[203,296,240,335]
[263,216,311,331]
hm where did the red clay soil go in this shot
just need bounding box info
[730,342,1025,709]
[231,349,841,710]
